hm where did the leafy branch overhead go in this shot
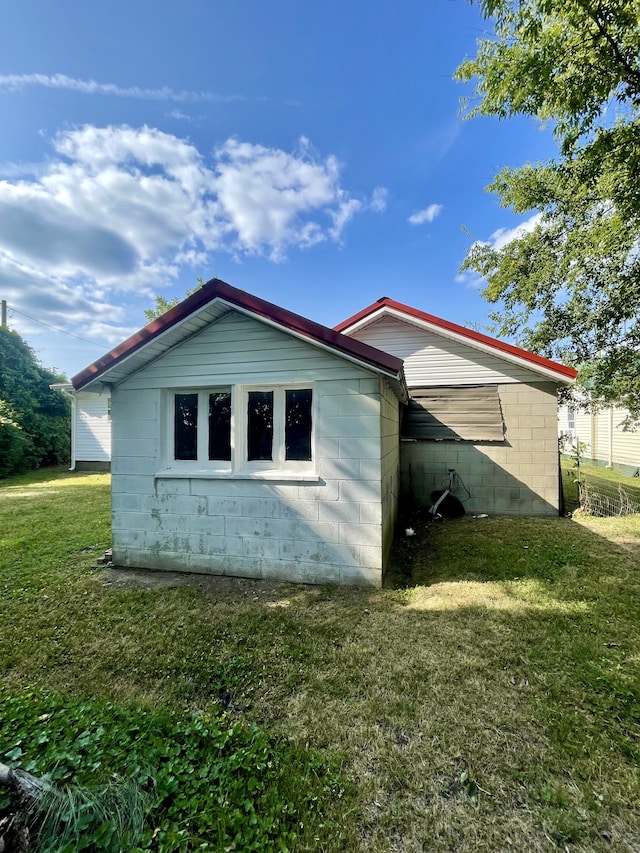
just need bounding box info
[144,277,205,322]
[456,0,640,416]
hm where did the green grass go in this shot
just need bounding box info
[1,469,640,851]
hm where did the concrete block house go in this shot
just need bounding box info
[72,279,576,587]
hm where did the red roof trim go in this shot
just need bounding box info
[335,297,578,381]
[72,279,404,390]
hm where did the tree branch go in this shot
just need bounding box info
[577,0,640,98]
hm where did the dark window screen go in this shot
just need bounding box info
[208,392,232,460]
[247,391,273,460]
[174,393,198,460]
[285,389,312,461]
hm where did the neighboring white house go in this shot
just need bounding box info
[336,297,576,517]
[559,400,640,475]
[71,279,576,586]
[50,384,111,471]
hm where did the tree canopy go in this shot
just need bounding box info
[144,278,205,322]
[0,327,70,477]
[456,0,640,417]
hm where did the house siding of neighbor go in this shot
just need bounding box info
[74,282,405,587]
[560,402,640,475]
[337,302,575,517]
[50,385,111,471]
[75,391,111,470]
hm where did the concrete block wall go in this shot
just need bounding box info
[111,374,388,587]
[400,382,560,516]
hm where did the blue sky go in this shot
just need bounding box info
[0,0,557,379]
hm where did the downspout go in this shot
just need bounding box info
[59,388,77,471]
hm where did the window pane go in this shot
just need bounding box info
[285,389,312,461]
[248,391,273,461]
[209,392,232,461]
[175,393,198,460]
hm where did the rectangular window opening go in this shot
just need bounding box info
[209,392,232,461]
[248,390,274,461]
[174,393,198,460]
[285,388,312,461]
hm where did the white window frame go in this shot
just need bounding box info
[160,383,315,478]
[238,383,315,474]
[165,386,234,473]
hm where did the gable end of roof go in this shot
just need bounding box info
[72,279,405,391]
[335,297,578,383]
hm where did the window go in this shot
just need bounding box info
[285,388,313,461]
[166,385,313,475]
[247,391,274,461]
[243,386,313,469]
[209,392,232,460]
[171,389,232,466]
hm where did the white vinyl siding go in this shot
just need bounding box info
[569,404,640,469]
[76,391,111,462]
[347,315,546,386]
[612,407,640,467]
[123,311,368,389]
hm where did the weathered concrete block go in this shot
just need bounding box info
[339,522,380,547]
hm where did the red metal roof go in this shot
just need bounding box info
[72,279,404,390]
[335,296,578,381]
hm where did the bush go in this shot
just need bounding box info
[0,329,70,476]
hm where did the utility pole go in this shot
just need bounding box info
[1,300,6,328]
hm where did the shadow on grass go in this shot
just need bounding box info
[386,508,606,588]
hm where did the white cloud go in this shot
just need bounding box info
[0,73,242,103]
[370,187,388,213]
[0,125,383,346]
[167,110,193,121]
[408,203,443,225]
[488,212,543,251]
[454,269,486,290]
[456,212,544,289]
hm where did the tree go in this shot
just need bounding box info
[456,0,640,418]
[0,328,70,477]
[144,278,205,322]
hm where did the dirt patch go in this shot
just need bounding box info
[100,565,302,599]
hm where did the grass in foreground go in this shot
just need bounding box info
[1,469,640,851]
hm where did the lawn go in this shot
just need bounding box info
[1,469,639,851]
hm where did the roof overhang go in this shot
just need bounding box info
[72,279,408,401]
[336,298,578,385]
